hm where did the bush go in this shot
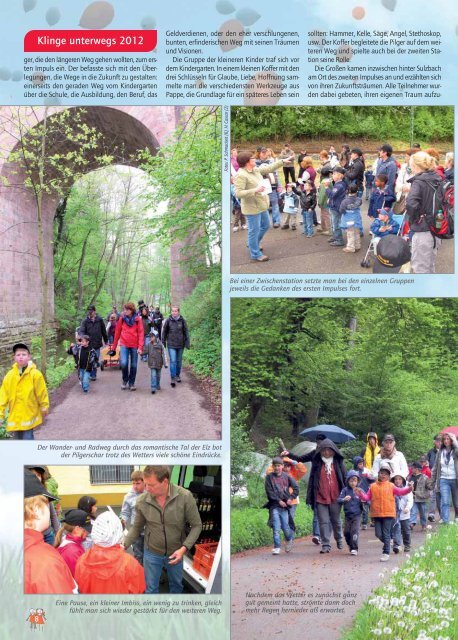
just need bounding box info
[231,505,313,554]
[180,265,221,383]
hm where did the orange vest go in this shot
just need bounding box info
[370,481,396,518]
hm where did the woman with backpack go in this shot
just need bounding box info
[406,151,443,273]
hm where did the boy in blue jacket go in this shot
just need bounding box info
[367,174,396,218]
[327,167,347,246]
[337,470,363,555]
[370,207,400,238]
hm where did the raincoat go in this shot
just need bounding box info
[75,545,146,594]
[0,362,49,432]
[361,432,380,471]
[24,529,75,594]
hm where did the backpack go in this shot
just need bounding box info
[427,180,454,239]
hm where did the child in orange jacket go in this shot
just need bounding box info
[356,461,412,562]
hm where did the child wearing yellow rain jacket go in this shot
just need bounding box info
[0,343,49,440]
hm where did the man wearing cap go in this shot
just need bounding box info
[375,144,397,196]
[0,343,49,440]
[123,465,202,593]
[79,304,108,381]
[372,235,411,274]
[371,434,409,479]
[24,469,76,593]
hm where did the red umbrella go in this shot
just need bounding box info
[440,426,458,437]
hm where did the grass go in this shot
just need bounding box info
[343,523,458,640]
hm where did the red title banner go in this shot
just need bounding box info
[24,30,157,53]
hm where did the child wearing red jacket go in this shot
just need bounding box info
[356,461,412,562]
[55,509,92,577]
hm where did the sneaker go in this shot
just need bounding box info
[175,375,181,383]
[272,548,280,555]
[171,380,176,387]
[320,548,330,554]
[129,385,137,391]
[330,241,345,247]
[311,535,321,545]
[250,255,269,262]
[151,390,156,394]
[273,223,280,228]
[285,539,293,553]
[83,389,88,393]
[380,554,390,562]
[350,549,358,556]
[342,247,356,253]
[327,237,336,243]
[393,546,400,554]
[233,226,239,232]
[404,546,410,552]
[361,524,368,530]
[121,383,128,390]
[337,539,344,550]
[427,514,435,522]
[291,225,296,230]
[281,224,290,230]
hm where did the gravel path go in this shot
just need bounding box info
[35,361,221,440]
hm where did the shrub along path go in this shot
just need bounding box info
[34,360,221,440]
[231,527,428,640]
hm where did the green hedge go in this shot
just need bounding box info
[231,505,313,554]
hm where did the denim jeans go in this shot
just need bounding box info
[246,210,270,259]
[410,501,427,526]
[79,368,91,392]
[302,209,314,236]
[271,507,293,548]
[90,348,100,379]
[168,347,184,379]
[143,547,183,594]
[11,429,35,440]
[374,517,394,554]
[120,346,138,386]
[150,368,162,390]
[269,191,281,226]
[330,208,344,244]
[142,335,151,361]
[429,490,441,517]
[133,534,144,566]
[439,478,458,523]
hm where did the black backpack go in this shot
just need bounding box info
[427,180,454,239]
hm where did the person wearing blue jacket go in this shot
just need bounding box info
[327,166,347,246]
[337,470,363,555]
[339,185,363,253]
[368,174,396,218]
[370,208,400,238]
[375,144,398,196]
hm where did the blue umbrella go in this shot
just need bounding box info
[299,424,355,444]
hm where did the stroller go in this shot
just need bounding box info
[360,210,408,268]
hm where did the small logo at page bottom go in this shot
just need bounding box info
[26,608,46,630]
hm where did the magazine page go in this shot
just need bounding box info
[0,1,456,639]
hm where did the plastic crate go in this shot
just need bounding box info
[192,542,218,579]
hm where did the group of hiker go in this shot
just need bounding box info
[265,430,458,561]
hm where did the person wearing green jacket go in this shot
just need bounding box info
[123,465,202,593]
[234,150,294,262]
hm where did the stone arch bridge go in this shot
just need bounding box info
[0,106,198,356]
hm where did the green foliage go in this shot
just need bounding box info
[231,106,454,145]
[231,405,255,495]
[231,505,313,554]
[232,298,458,463]
[139,107,222,277]
[180,265,221,382]
[344,524,458,639]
